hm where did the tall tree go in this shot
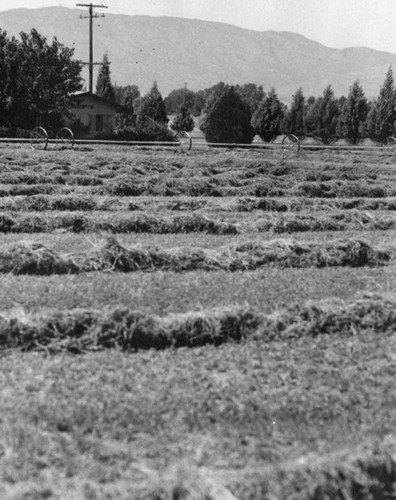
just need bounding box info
[95,53,115,102]
[365,100,378,141]
[341,81,369,144]
[368,67,396,142]
[304,85,339,144]
[0,29,82,130]
[251,88,284,142]
[287,88,306,137]
[199,84,255,144]
[303,96,318,137]
[134,81,172,141]
[317,85,339,144]
[136,81,168,129]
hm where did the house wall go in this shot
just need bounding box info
[66,96,116,137]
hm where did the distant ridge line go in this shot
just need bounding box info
[1,6,396,99]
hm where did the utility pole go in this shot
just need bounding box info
[76,3,108,93]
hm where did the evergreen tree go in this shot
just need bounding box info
[317,85,339,144]
[341,81,369,144]
[136,81,168,130]
[288,88,306,137]
[199,85,255,144]
[368,67,396,142]
[304,96,318,136]
[365,100,378,141]
[304,86,339,144]
[251,88,284,142]
[171,97,195,132]
[95,53,115,102]
[135,82,172,141]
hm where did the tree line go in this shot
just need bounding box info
[107,67,396,145]
[1,27,396,144]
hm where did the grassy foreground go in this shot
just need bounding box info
[1,325,395,499]
[0,145,395,499]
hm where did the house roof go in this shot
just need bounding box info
[71,91,120,112]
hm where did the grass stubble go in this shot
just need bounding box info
[0,146,396,499]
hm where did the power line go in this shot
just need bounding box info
[76,3,108,93]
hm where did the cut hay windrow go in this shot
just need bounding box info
[0,172,103,186]
[0,210,380,235]
[2,294,396,353]
[236,196,396,212]
[259,293,396,339]
[102,177,396,198]
[0,184,56,197]
[0,305,260,353]
[2,179,396,200]
[0,237,390,275]
[0,212,238,234]
[256,211,396,233]
[292,180,394,198]
[7,194,396,215]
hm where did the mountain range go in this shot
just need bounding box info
[1,6,396,102]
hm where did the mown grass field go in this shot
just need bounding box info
[0,144,395,500]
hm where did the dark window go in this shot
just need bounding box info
[95,114,104,132]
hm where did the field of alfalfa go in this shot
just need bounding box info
[0,143,395,500]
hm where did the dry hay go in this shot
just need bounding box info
[86,237,391,272]
[0,185,56,197]
[228,238,390,269]
[0,194,126,212]
[2,293,396,353]
[0,171,103,186]
[293,180,392,198]
[0,237,390,275]
[0,212,238,235]
[258,211,395,233]
[260,293,396,339]
[236,196,396,213]
[0,305,259,353]
[0,240,79,275]
[14,194,98,211]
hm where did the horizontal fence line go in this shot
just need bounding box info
[0,137,394,152]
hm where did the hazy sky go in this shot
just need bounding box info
[2,0,396,53]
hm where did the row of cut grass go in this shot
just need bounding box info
[0,236,390,275]
[1,293,396,353]
[0,212,238,235]
[5,194,396,214]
